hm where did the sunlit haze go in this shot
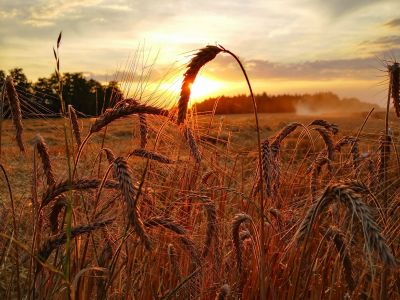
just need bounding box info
[1,0,400,104]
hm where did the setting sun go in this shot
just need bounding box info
[189,76,223,100]
[161,75,224,105]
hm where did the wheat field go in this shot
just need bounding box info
[0,43,400,300]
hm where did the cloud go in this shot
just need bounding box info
[385,18,400,28]
[197,53,392,82]
[312,0,377,17]
[358,35,400,56]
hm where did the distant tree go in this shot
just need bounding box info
[0,70,5,86]
[9,68,32,93]
[59,73,123,116]
[97,80,124,114]
[33,74,60,114]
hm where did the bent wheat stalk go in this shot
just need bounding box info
[309,119,339,135]
[177,46,223,124]
[37,218,114,266]
[41,179,120,208]
[297,181,396,267]
[144,217,187,235]
[179,44,266,299]
[90,103,169,134]
[314,127,334,163]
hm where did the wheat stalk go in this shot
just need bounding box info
[90,103,168,134]
[254,139,279,198]
[326,227,355,292]
[139,114,148,148]
[68,105,81,147]
[177,45,223,124]
[307,155,330,202]
[35,134,55,186]
[178,236,202,266]
[5,76,24,152]
[144,217,187,235]
[113,157,152,250]
[335,136,360,171]
[184,126,202,163]
[232,213,252,275]
[129,149,174,164]
[41,179,120,208]
[378,132,391,186]
[49,198,66,233]
[314,127,334,162]
[297,181,396,267]
[309,119,339,135]
[37,218,114,266]
[198,196,217,258]
[389,62,400,117]
[270,122,302,157]
[97,240,113,299]
[168,243,182,281]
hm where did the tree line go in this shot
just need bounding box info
[194,92,377,114]
[1,68,377,118]
[0,68,123,117]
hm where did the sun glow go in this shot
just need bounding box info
[189,76,223,100]
[160,75,224,105]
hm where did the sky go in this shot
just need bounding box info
[0,0,400,105]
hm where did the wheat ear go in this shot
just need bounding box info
[389,62,400,117]
[68,105,81,147]
[270,122,302,157]
[326,227,355,292]
[309,119,339,135]
[199,197,217,258]
[139,114,148,148]
[178,45,223,124]
[297,181,396,267]
[49,198,66,233]
[113,157,152,250]
[41,178,119,208]
[168,243,182,281]
[35,134,55,186]
[37,218,114,266]
[144,217,187,234]
[5,76,24,152]
[129,149,174,164]
[90,103,168,134]
[232,213,252,274]
[184,126,202,163]
[314,127,334,162]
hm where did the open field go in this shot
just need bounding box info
[0,111,393,196]
[1,105,400,299]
